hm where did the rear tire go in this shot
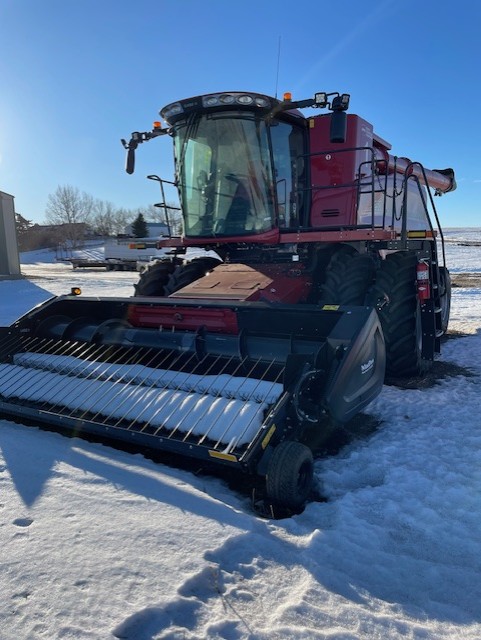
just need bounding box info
[133,261,175,297]
[266,441,314,510]
[439,266,451,334]
[163,258,221,295]
[320,248,375,305]
[373,252,430,377]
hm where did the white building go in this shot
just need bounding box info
[0,191,21,278]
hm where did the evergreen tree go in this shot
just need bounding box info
[15,213,33,250]
[131,212,149,238]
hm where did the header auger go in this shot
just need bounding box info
[0,90,455,514]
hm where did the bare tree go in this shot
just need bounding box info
[140,204,163,222]
[45,185,94,248]
[91,199,113,236]
[113,207,133,235]
[140,202,182,235]
[91,200,131,237]
[167,203,183,235]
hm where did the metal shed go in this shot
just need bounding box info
[0,191,21,278]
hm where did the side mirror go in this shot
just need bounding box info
[122,127,167,175]
[126,147,135,174]
[121,135,139,174]
[330,110,347,143]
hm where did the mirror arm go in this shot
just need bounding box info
[121,127,168,174]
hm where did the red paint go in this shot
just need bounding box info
[128,305,239,333]
[157,227,280,249]
[127,262,311,334]
[416,260,431,301]
[309,114,374,227]
[168,263,311,305]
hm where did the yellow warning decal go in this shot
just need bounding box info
[407,230,427,238]
[321,304,340,311]
[309,118,315,128]
[407,231,426,238]
[406,230,436,238]
[261,425,276,449]
[209,450,238,463]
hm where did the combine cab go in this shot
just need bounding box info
[0,90,455,512]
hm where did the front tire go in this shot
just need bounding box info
[266,441,314,510]
[163,258,221,295]
[320,247,375,305]
[133,261,175,297]
[373,252,430,378]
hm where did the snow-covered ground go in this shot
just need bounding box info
[1,231,481,639]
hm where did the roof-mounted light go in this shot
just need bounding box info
[219,93,235,104]
[203,95,219,107]
[237,94,254,105]
[314,92,327,107]
[331,93,350,111]
[161,102,183,119]
[255,96,270,108]
[161,92,273,123]
[202,92,271,108]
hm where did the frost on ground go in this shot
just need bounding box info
[1,238,481,639]
[3,350,481,640]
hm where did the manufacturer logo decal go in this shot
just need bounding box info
[361,358,375,375]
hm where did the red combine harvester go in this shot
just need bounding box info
[0,91,455,512]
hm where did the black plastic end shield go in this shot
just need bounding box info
[323,308,385,423]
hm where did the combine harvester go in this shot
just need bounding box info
[0,90,455,512]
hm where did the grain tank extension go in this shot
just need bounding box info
[0,90,455,512]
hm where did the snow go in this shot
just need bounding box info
[2,232,481,639]
[1,353,282,450]
[10,353,282,404]
[0,359,277,449]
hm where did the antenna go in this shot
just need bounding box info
[275,36,281,99]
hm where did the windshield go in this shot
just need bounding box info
[174,112,275,237]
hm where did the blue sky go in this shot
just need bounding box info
[1,0,480,227]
